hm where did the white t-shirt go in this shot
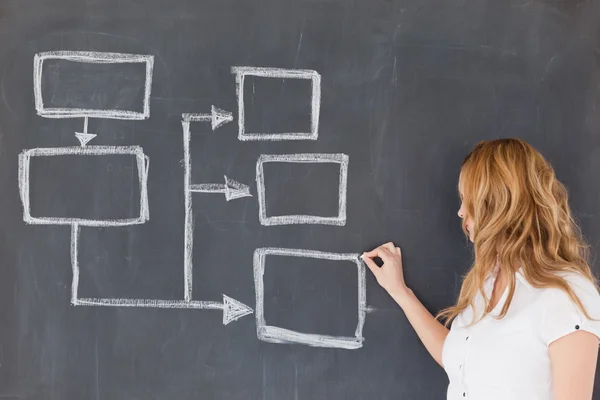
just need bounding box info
[441,268,600,400]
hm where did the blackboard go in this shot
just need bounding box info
[1,0,600,399]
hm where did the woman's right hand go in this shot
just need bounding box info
[363,242,449,368]
[362,242,410,300]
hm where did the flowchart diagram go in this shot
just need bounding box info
[19,50,367,348]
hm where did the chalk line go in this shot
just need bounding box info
[190,176,252,201]
[257,327,363,350]
[180,107,240,301]
[182,106,233,131]
[190,183,223,192]
[68,220,251,324]
[182,114,211,122]
[255,153,348,226]
[231,66,320,141]
[182,120,193,302]
[253,247,367,349]
[34,51,154,120]
[18,146,150,227]
[73,296,252,325]
[70,223,80,305]
[75,298,223,309]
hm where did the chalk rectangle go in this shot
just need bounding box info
[34,51,154,120]
[231,66,320,141]
[256,153,348,226]
[18,146,149,227]
[254,248,366,349]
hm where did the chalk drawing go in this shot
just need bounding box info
[18,146,150,227]
[74,297,252,325]
[182,120,194,302]
[231,66,321,141]
[24,53,370,334]
[74,117,97,146]
[70,223,80,304]
[34,51,154,120]
[68,224,252,324]
[18,92,251,323]
[253,247,367,349]
[34,51,154,146]
[182,105,234,130]
[256,153,348,226]
[69,223,251,324]
[181,109,238,302]
[58,108,250,323]
[190,175,252,201]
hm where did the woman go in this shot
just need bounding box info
[362,138,600,400]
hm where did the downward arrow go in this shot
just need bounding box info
[190,175,252,201]
[75,132,97,147]
[75,117,96,146]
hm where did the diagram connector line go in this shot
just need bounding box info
[74,295,253,325]
[179,109,250,316]
[180,107,235,303]
[70,224,252,325]
[190,176,252,201]
[182,120,194,301]
[182,105,233,130]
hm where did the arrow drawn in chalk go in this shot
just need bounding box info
[75,117,97,146]
[182,105,234,130]
[190,175,252,201]
[222,295,254,324]
[75,133,97,146]
[75,294,253,325]
[180,110,242,306]
[70,222,252,326]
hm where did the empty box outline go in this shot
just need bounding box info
[231,66,321,141]
[18,146,150,227]
[253,247,367,349]
[256,153,349,226]
[33,51,154,120]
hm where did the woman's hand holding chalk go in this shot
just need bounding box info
[362,242,410,301]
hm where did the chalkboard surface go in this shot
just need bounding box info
[1,0,600,399]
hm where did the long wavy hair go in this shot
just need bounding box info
[437,138,598,326]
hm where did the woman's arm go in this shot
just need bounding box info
[362,242,450,367]
[549,331,599,400]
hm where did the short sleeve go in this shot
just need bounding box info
[540,273,600,346]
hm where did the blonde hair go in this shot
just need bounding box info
[437,138,598,326]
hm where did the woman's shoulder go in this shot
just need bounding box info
[533,270,600,346]
[536,270,600,300]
